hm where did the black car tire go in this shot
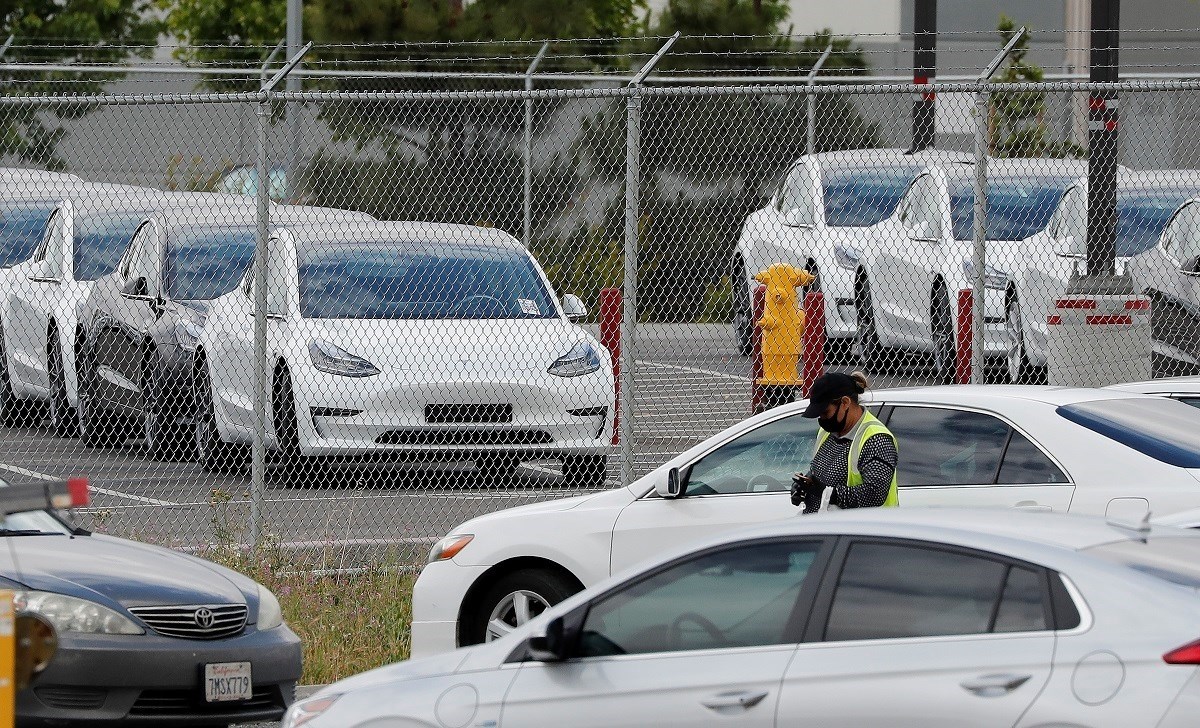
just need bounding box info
[0,328,28,428]
[464,569,579,646]
[272,366,302,466]
[931,288,957,385]
[562,454,606,488]
[855,279,883,372]
[196,366,247,474]
[47,336,80,438]
[732,255,753,356]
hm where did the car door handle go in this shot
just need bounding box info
[960,673,1032,697]
[1013,500,1051,511]
[701,689,769,711]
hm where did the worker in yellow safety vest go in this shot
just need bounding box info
[791,371,899,513]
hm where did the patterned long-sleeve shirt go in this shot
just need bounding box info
[806,418,898,512]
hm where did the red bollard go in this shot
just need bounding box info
[599,288,622,445]
[750,284,766,413]
[956,289,973,385]
[801,291,826,399]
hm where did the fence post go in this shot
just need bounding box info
[253,44,311,547]
[523,42,550,246]
[806,42,833,156]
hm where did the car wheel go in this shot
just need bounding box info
[272,366,302,464]
[0,328,27,428]
[931,288,957,385]
[47,336,80,438]
[476,454,520,483]
[466,569,579,645]
[142,372,190,462]
[562,454,606,488]
[854,278,883,371]
[195,365,247,474]
[1005,294,1046,384]
[732,254,753,356]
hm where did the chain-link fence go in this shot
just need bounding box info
[3,35,1200,570]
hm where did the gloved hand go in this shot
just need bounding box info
[791,473,826,513]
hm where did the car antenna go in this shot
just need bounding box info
[1107,511,1152,541]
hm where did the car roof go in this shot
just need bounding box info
[943,158,1090,184]
[283,221,521,250]
[812,148,973,169]
[721,507,1188,553]
[1107,376,1200,393]
[855,383,1152,408]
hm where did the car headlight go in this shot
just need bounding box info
[257,585,283,630]
[962,260,1010,290]
[309,340,380,377]
[548,341,601,378]
[834,243,862,270]
[428,534,474,564]
[283,693,342,728]
[14,591,144,635]
[175,319,204,351]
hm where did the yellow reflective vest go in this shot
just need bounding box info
[813,410,899,507]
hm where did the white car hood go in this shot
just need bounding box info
[295,317,596,378]
[454,489,618,531]
[316,648,475,697]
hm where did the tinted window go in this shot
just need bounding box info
[685,415,819,496]
[998,430,1068,484]
[165,226,257,301]
[1085,536,1200,589]
[1115,186,1200,258]
[299,240,557,320]
[1177,397,1200,409]
[579,541,820,657]
[74,213,147,282]
[994,567,1047,633]
[825,543,1008,641]
[888,407,1010,486]
[0,203,56,268]
[822,165,924,227]
[1057,398,1200,468]
[949,176,1074,241]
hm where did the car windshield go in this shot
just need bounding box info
[0,203,56,268]
[74,212,148,282]
[1115,185,1200,258]
[822,165,925,227]
[1057,398,1200,468]
[298,240,558,320]
[950,176,1075,241]
[1084,536,1200,589]
[165,226,257,301]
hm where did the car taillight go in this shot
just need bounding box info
[1164,639,1200,664]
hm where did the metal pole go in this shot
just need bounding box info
[1086,0,1120,279]
[911,0,937,151]
[619,32,678,487]
[252,43,311,547]
[285,0,303,202]
[806,43,833,155]
[971,27,1027,383]
[523,42,550,246]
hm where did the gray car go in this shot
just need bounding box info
[1,505,300,726]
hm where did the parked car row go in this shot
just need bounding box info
[0,169,616,486]
[734,150,1200,381]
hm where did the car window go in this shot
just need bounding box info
[949,175,1072,242]
[1176,203,1200,264]
[0,203,57,268]
[887,406,1010,486]
[165,225,258,301]
[685,415,819,496]
[824,542,1046,641]
[901,174,941,240]
[1116,186,1200,259]
[997,430,1068,484]
[822,165,924,228]
[577,540,822,657]
[1175,397,1200,409]
[74,212,148,282]
[31,210,61,265]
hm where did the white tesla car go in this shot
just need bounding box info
[289,508,1200,728]
[409,384,1200,657]
[854,159,1086,382]
[1006,171,1200,383]
[732,148,971,354]
[193,221,614,485]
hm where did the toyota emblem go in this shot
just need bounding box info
[194,608,216,629]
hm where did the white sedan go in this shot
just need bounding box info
[1007,171,1200,382]
[854,159,1086,382]
[410,384,1200,657]
[289,508,1200,728]
[194,221,614,485]
[1107,375,1200,407]
[732,148,970,353]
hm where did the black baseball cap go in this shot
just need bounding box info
[801,372,861,418]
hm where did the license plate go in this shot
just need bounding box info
[204,662,252,703]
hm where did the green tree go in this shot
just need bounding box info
[990,15,1084,158]
[2,0,159,168]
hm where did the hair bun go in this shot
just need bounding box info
[850,370,870,393]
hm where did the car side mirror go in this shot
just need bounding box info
[1181,255,1200,278]
[657,466,686,499]
[562,294,587,320]
[527,616,568,662]
[121,276,150,300]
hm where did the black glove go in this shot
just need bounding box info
[791,473,826,513]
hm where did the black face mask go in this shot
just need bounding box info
[818,400,847,434]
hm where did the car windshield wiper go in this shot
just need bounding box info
[0,529,58,536]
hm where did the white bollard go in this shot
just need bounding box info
[1047,295,1152,387]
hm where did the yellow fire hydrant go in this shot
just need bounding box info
[754,263,814,409]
